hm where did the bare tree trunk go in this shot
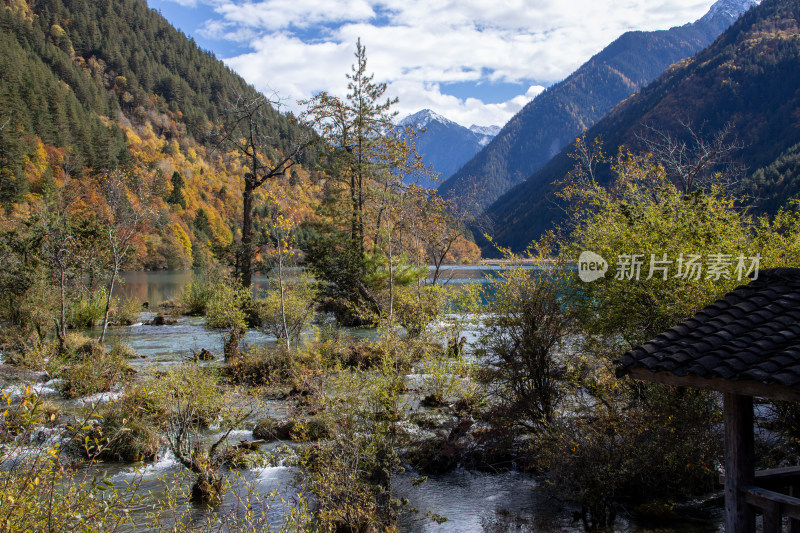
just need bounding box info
[57,265,66,350]
[430,239,455,286]
[99,261,117,343]
[224,328,241,360]
[241,176,255,288]
[278,250,290,350]
[387,218,394,324]
[0,117,8,195]
[350,171,359,253]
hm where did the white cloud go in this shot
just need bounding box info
[162,0,719,127]
[390,80,546,127]
[212,0,375,31]
[161,0,227,8]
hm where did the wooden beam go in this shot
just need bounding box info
[755,466,800,483]
[629,368,800,403]
[721,466,800,488]
[725,393,755,533]
[745,486,800,520]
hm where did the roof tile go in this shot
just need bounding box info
[616,268,800,397]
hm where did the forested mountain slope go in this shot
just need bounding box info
[0,0,320,268]
[438,0,759,214]
[485,0,800,253]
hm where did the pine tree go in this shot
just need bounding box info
[167,170,186,209]
[303,39,422,322]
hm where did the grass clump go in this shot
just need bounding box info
[58,350,131,399]
[1,394,62,439]
[227,345,292,386]
[59,333,104,359]
[2,340,50,371]
[72,366,224,463]
[71,288,108,328]
[75,387,162,462]
[112,297,141,326]
[109,342,137,359]
[51,334,132,399]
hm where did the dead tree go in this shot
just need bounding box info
[165,393,250,504]
[214,92,316,288]
[98,170,149,343]
[639,121,746,194]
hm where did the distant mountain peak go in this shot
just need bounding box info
[470,123,500,135]
[485,0,798,253]
[468,124,499,136]
[469,124,501,146]
[400,109,458,129]
[700,0,760,23]
[397,110,502,187]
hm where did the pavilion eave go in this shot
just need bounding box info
[628,367,800,403]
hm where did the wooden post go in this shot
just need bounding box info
[724,393,755,533]
[791,484,800,533]
[762,498,781,533]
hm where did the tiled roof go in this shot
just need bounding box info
[616,268,800,392]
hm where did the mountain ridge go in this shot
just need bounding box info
[438,0,760,214]
[484,0,798,254]
[399,108,499,188]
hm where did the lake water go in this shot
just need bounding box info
[111,266,508,304]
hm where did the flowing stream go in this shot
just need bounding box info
[0,269,724,532]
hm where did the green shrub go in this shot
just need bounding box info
[251,276,316,344]
[394,284,447,337]
[180,279,216,315]
[420,354,480,409]
[1,394,61,439]
[254,417,329,443]
[143,365,223,427]
[71,288,108,328]
[112,297,141,325]
[226,449,271,469]
[205,280,249,360]
[206,282,249,330]
[14,268,60,341]
[293,417,331,442]
[534,384,721,527]
[58,349,132,399]
[76,367,223,462]
[180,267,226,316]
[476,266,569,428]
[253,417,294,441]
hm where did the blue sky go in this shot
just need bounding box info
[148,0,722,127]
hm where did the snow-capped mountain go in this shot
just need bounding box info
[400,109,500,189]
[700,0,760,24]
[469,124,502,146]
[400,109,460,130]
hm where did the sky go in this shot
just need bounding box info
[148,0,720,128]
